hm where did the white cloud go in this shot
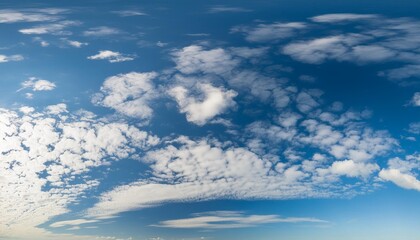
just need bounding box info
[282,35,395,64]
[83,26,121,37]
[329,160,379,178]
[208,6,252,13]
[168,84,237,125]
[172,45,240,75]
[19,20,80,35]
[380,65,420,82]
[92,72,158,120]
[45,103,68,115]
[50,219,99,228]
[153,211,327,229]
[64,39,88,48]
[0,107,159,239]
[411,92,420,106]
[0,54,24,63]
[0,9,63,23]
[112,10,146,17]
[20,77,56,91]
[310,13,380,23]
[231,22,306,42]
[379,169,420,191]
[88,50,135,63]
[19,106,35,114]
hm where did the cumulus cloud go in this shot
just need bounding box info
[153,211,327,229]
[379,155,420,191]
[92,72,158,120]
[0,54,24,63]
[172,45,240,75]
[168,84,237,125]
[88,50,135,63]
[20,77,56,91]
[379,169,420,191]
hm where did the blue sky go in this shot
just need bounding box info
[0,1,420,240]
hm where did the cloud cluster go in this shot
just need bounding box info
[92,72,158,120]
[0,105,158,239]
[234,14,420,85]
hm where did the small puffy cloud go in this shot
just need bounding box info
[45,103,68,115]
[0,54,24,63]
[63,39,88,48]
[20,77,56,91]
[153,211,327,229]
[168,84,237,125]
[87,50,135,63]
[83,26,121,37]
[232,22,306,42]
[411,92,420,106]
[172,45,240,75]
[93,72,158,120]
[19,106,35,114]
[330,160,379,178]
[310,13,380,23]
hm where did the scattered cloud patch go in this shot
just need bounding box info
[87,50,135,63]
[92,72,158,120]
[0,54,23,63]
[20,77,56,91]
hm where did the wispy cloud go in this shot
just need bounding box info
[152,211,327,229]
[112,10,146,17]
[0,54,23,63]
[83,26,121,37]
[19,20,80,35]
[208,6,252,13]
